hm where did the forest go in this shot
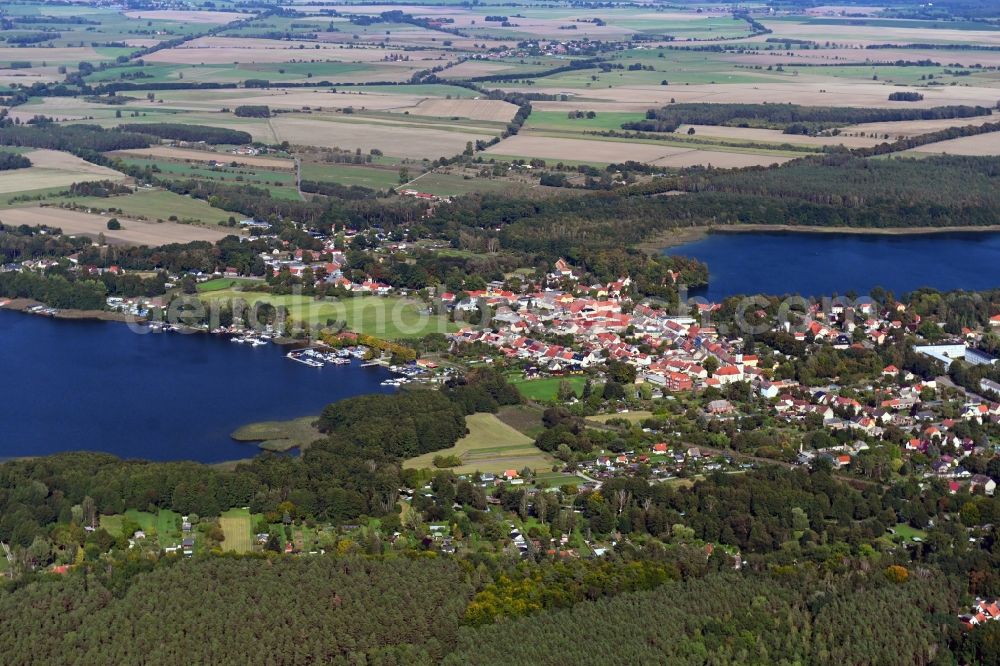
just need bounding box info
[0,558,972,665]
[623,102,993,134]
[0,557,472,665]
[116,123,252,145]
[0,123,151,162]
[0,270,107,310]
[447,571,960,665]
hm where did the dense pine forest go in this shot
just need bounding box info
[0,558,967,665]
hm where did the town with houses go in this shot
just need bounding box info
[7,222,1000,499]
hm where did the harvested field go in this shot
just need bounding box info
[907,131,1000,155]
[0,150,126,194]
[724,48,1000,68]
[484,134,794,168]
[24,149,125,176]
[0,68,62,86]
[409,98,519,122]
[269,116,493,159]
[0,47,110,65]
[0,207,232,246]
[441,61,514,78]
[144,37,449,66]
[112,146,294,169]
[763,20,1000,46]
[8,97,126,123]
[651,150,795,168]
[840,114,998,140]
[218,509,253,553]
[525,81,1000,111]
[123,10,248,24]
[678,124,881,148]
[186,88,429,111]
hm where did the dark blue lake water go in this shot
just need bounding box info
[665,231,1000,301]
[0,310,394,463]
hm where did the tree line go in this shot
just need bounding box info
[623,102,993,134]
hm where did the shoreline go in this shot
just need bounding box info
[0,298,145,323]
[642,224,1000,252]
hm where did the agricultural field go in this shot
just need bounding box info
[0,149,127,196]
[201,291,458,339]
[301,162,403,190]
[907,132,1000,156]
[219,508,253,553]
[113,146,295,170]
[404,412,553,474]
[0,206,234,246]
[484,134,797,169]
[268,114,496,160]
[0,1,999,206]
[16,189,241,227]
[115,155,300,199]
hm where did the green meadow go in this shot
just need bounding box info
[201,291,458,339]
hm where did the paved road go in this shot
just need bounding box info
[936,375,989,404]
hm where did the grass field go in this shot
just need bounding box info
[32,188,239,226]
[230,416,322,452]
[301,163,403,190]
[99,509,181,548]
[890,523,928,541]
[219,508,253,553]
[201,291,458,339]
[198,277,266,292]
[407,172,524,197]
[525,110,647,132]
[404,412,553,474]
[509,375,587,401]
[587,410,654,425]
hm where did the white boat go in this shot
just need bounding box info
[286,352,323,367]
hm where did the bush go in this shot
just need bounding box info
[234,105,270,118]
[432,455,462,468]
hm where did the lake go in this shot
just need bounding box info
[665,231,1000,301]
[0,310,395,463]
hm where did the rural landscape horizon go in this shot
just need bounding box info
[4,0,1000,663]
